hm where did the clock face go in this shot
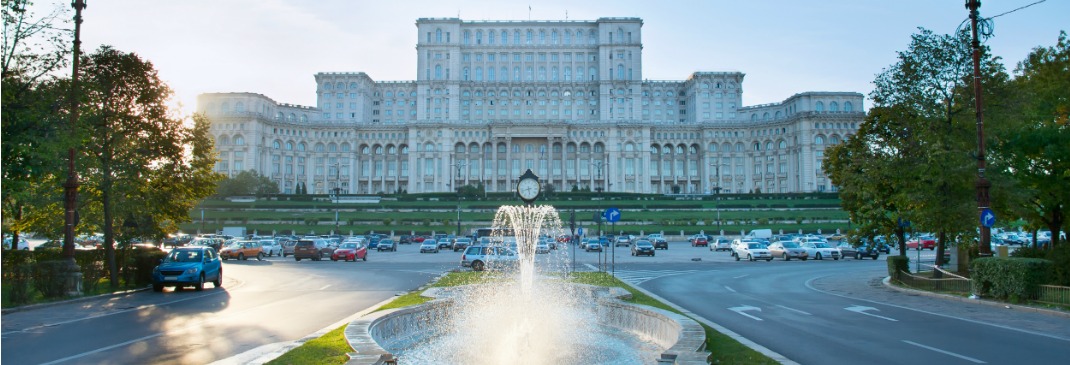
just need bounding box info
[517,178,540,200]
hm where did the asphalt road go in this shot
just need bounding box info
[3,240,1067,365]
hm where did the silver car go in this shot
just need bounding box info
[461,245,518,271]
[768,241,808,261]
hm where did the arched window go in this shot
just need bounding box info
[341,143,351,152]
[815,101,825,112]
[424,142,435,152]
[388,145,397,154]
[218,136,230,146]
[298,143,306,151]
[708,143,718,152]
[753,142,760,151]
[844,101,854,112]
[624,143,635,152]
[830,101,839,112]
[328,143,338,152]
[779,140,787,149]
[814,135,825,145]
[651,146,660,154]
[375,146,383,154]
[735,143,744,152]
[285,142,293,150]
[455,144,465,153]
[234,135,244,145]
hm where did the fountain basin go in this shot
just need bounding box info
[344,283,707,365]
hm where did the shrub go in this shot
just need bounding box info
[32,260,77,299]
[127,249,168,287]
[971,257,1053,301]
[1,250,36,305]
[383,218,393,226]
[887,255,909,278]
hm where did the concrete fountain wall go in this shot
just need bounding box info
[343,284,708,365]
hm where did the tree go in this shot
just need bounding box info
[1,0,71,249]
[77,46,222,287]
[826,28,1006,268]
[215,170,279,197]
[990,31,1070,249]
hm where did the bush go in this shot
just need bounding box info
[127,249,168,287]
[887,255,909,278]
[971,257,1054,301]
[32,260,77,299]
[1,250,36,305]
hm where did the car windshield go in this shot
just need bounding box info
[168,250,203,263]
[637,242,653,247]
[340,243,357,249]
[781,242,799,248]
[815,243,831,248]
[747,243,765,249]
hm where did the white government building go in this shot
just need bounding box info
[198,17,863,195]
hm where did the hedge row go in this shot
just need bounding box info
[971,257,1054,301]
[1,248,167,306]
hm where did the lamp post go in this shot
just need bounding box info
[592,160,604,271]
[967,0,993,256]
[61,0,88,296]
[331,162,341,233]
[710,163,725,233]
[451,162,466,236]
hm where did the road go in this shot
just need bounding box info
[3,239,1067,365]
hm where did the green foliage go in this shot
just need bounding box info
[887,255,910,278]
[265,324,351,365]
[1011,244,1070,286]
[216,170,279,197]
[971,257,1054,301]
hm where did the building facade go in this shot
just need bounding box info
[198,17,863,195]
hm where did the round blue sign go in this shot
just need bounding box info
[604,207,621,223]
[980,208,996,228]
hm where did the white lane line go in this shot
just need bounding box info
[729,305,763,321]
[845,305,898,321]
[733,274,750,279]
[724,285,737,293]
[804,276,1070,342]
[902,340,986,363]
[318,285,332,291]
[776,305,812,315]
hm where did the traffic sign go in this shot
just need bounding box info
[980,208,996,228]
[578,227,584,236]
[898,218,910,228]
[604,207,621,223]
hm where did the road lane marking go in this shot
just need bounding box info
[728,305,763,321]
[733,274,749,279]
[804,276,1070,342]
[845,305,898,321]
[724,285,736,293]
[776,305,812,315]
[318,285,332,291]
[902,340,986,363]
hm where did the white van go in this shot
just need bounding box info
[746,229,773,240]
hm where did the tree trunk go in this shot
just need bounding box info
[102,162,119,289]
[933,231,947,278]
[896,227,907,256]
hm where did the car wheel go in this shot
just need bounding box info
[873,255,879,260]
[856,253,862,259]
[801,257,808,261]
[473,261,485,271]
[767,258,773,262]
[735,253,740,261]
[331,257,338,261]
[257,252,264,261]
[238,253,245,260]
[295,257,301,261]
[362,255,367,262]
[214,270,223,288]
[747,254,754,261]
[816,253,822,260]
[194,274,205,291]
[834,257,840,261]
[152,283,163,292]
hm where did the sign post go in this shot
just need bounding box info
[605,208,621,276]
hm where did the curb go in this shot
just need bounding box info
[881,276,1070,319]
[0,287,150,315]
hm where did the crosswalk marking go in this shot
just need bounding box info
[609,269,707,286]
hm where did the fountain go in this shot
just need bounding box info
[345,171,706,364]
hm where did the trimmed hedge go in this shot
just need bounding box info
[887,255,910,278]
[971,257,1054,301]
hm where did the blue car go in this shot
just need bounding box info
[152,246,223,292]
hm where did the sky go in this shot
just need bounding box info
[35,0,1069,116]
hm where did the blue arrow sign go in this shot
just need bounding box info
[578,227,584,236]
[898,218,910,228]
[980,208,996,228]
[604,207,621,223]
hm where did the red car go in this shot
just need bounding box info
[906,235,936,250]
[331,242,368,262]
[691,237,709,247]
[412,236,426,243]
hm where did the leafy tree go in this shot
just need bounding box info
[1,0,71,249]
[827,28,1006,267]
[76,46,222,287]
[990,31,1070,248]
[216,170,279,196]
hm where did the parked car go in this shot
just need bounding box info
[420,239,440,253]
[219,240,264,261]
[906,235,936,250]
[580,238,595,250]
[691,236,709,247]
[452,238,472,252]
[377,239,397,252]
[835,242,858,258]
[631,240,655,256]
[331,242,368,262]
[398,235,412,244]
[767,241,808,261]
[152,246,222,292]
[798,242,840,260]
[733,242,773,262]
[259,239,282,257]
[585,241,603,252]
[281,239,296,257]
[711,237,732,252]
[461,245,518,271]
[535,241,551,254]
[647,235,668,250]
[3,236,30,250]
[854,244,881,260]
[293,238,331,261]
[614,235,632,247]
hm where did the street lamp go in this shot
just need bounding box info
[61,0,88,296]
[710,162,725,233]
[331,162,341,233]
[451,162,466,236]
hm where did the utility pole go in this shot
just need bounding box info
[967,0,993,256]
[62,0,88,296]
[451,162,466,236]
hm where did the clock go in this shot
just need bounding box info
[516,169,541,204]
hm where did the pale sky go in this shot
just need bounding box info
[42,0,1069,116]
